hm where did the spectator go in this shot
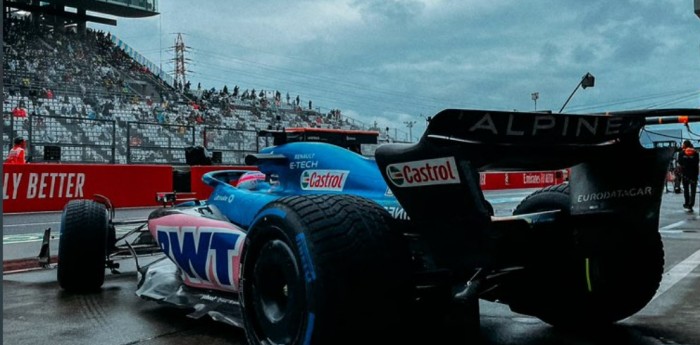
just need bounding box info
[35,116,46,130]
[130,134,142,146]
[87,107,96,119]
[679,140,699,212]
[11,105,27,117]
[5,137,27,164]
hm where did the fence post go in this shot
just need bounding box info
[126,124,131,164]
[111,119,116,164]
[28,114,33,162]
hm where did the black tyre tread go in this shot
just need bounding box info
[508,183,664,329]
[513,183,570,214]
[279,194,406,297]
[57,199,108,293]
[270,195,396,271]
[241,194,412,345]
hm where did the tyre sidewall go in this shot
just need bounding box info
[240,205,324,345]
[240,195,412,345]
[57,200,109,292]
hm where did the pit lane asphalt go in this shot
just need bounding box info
[3,189,700,345]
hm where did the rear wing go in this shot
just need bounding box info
[424,108,700,147]
[374,108,700,237]
[409,108,700,171]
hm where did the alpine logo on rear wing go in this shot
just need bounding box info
[386,157,461,187]
[426,109,645,145]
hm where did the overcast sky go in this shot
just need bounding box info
[89,0,700,142]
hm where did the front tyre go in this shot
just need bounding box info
[57,199,110,293]
[509,183,664,329]
[240,194,412,345]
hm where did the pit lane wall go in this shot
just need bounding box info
[2,163,565,213]
[2,163,173,213]
[480,169,567,191]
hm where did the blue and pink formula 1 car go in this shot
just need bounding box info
[56,108,700,345]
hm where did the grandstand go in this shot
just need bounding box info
[3,3,397,165]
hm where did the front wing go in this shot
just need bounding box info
[135,259,244,329]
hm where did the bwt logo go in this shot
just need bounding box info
[386,157,461,187]
[156,226,242,287]
[300,170,349,191]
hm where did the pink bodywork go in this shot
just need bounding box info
[147,213,247,292]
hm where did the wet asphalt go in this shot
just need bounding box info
[2,188,699,345]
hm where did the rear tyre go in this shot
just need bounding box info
[239,194,412,345]
[57,199,109,293]
[508,183,664,329]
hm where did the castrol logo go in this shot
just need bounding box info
[300,170,349,191]
[386,157,460,187]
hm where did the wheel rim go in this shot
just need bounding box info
[249,238,305,344]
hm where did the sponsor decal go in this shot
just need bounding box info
[467,113,625,137]
[523,173,554,185]
[545,174,554,183]
[300,170,349,191]
[156,225,242,288]
[386,157,460,187]
[384,188,394,197]
[200,294,238,305]
[524,174,542,184]
[294,153,315,160]
[3,172,85,200]
[384,206,410,220]
[576,186,653,203]
[289,160,319,170]
[212,194,235,203]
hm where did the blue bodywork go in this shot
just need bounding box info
[202,142,406,228]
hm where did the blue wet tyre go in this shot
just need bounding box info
[57,199,109,293]
[240,194,412,345]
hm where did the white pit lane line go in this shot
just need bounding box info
[2,221,60,228]
[652,249,700,302]
[659,220,699,234]
[3,226,135,245]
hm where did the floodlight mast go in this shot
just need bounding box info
[559,72,595,113]
[404,120,417,142]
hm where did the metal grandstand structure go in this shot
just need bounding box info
[3,0,159,32]
[3,1,408,165]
